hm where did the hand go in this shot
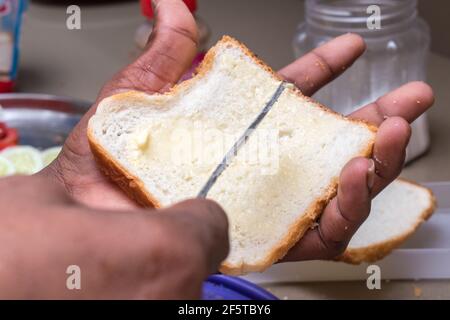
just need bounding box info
[0,174,228,299]
[41,0,199,210]
[279,35,434,260]
[0,0,228,299]
[42,0,434,262]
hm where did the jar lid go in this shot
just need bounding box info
[141,0,197,19]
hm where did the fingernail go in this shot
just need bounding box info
[367,159,375,191]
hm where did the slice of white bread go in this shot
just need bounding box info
[340,178,436,264]
[87,36,377,275]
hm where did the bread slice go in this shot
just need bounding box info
[87,36,377,275]
[340,178,436,264]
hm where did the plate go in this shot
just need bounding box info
[0,93,91,148]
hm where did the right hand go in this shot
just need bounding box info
[0,174,228,299]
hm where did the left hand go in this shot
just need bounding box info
[40,0,434,261]
[279,35,434,261]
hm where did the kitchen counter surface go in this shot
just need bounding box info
[17,0,450,299]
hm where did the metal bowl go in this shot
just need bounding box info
[0,93,91,149]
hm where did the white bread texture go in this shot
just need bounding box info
[340,178,436,264]
[88,36,377,275]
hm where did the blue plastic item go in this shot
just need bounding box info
[202,275,277,300]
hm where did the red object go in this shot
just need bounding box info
[0,123,18,151]
[0,123,6,140]
[0,3,11,16]
[141,0,197,19]
[0,81,15,93]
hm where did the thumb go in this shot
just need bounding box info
[108,0,199,95]
[63,0,199,158]
[161,199,230,274]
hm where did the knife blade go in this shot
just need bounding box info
[197,81,287,198]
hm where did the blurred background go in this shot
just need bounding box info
[1,0,450,300]
[15,0,450,96]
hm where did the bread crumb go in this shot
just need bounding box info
[413,285,422,297]
[285,82,296,90]
[373,155,388,167]
[310,222,319,230]
[373,155,383,170]
[416,100,421,104]
[315,60,327,71]
[393,100,397,104]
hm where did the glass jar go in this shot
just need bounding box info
[135,0,210,81]
[293,0,431,162]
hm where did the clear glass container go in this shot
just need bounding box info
[293,0,431,162]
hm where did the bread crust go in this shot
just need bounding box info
[87,35,377,275]
[338,178,437,264]
[88,128,162,208]
[220,177,340,275]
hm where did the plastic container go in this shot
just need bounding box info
[203,275,277,300]
[0,0,27,92]
[293,0,431,163]
[136,0,210,81]
[244,181,450,283]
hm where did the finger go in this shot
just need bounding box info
[283,157,373,261]
[100,0,198,97]
[370,117,411,196]
[278,33,366,96]
[162,199,230,274]
[133,0,198,90]
[350,81,434,125]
